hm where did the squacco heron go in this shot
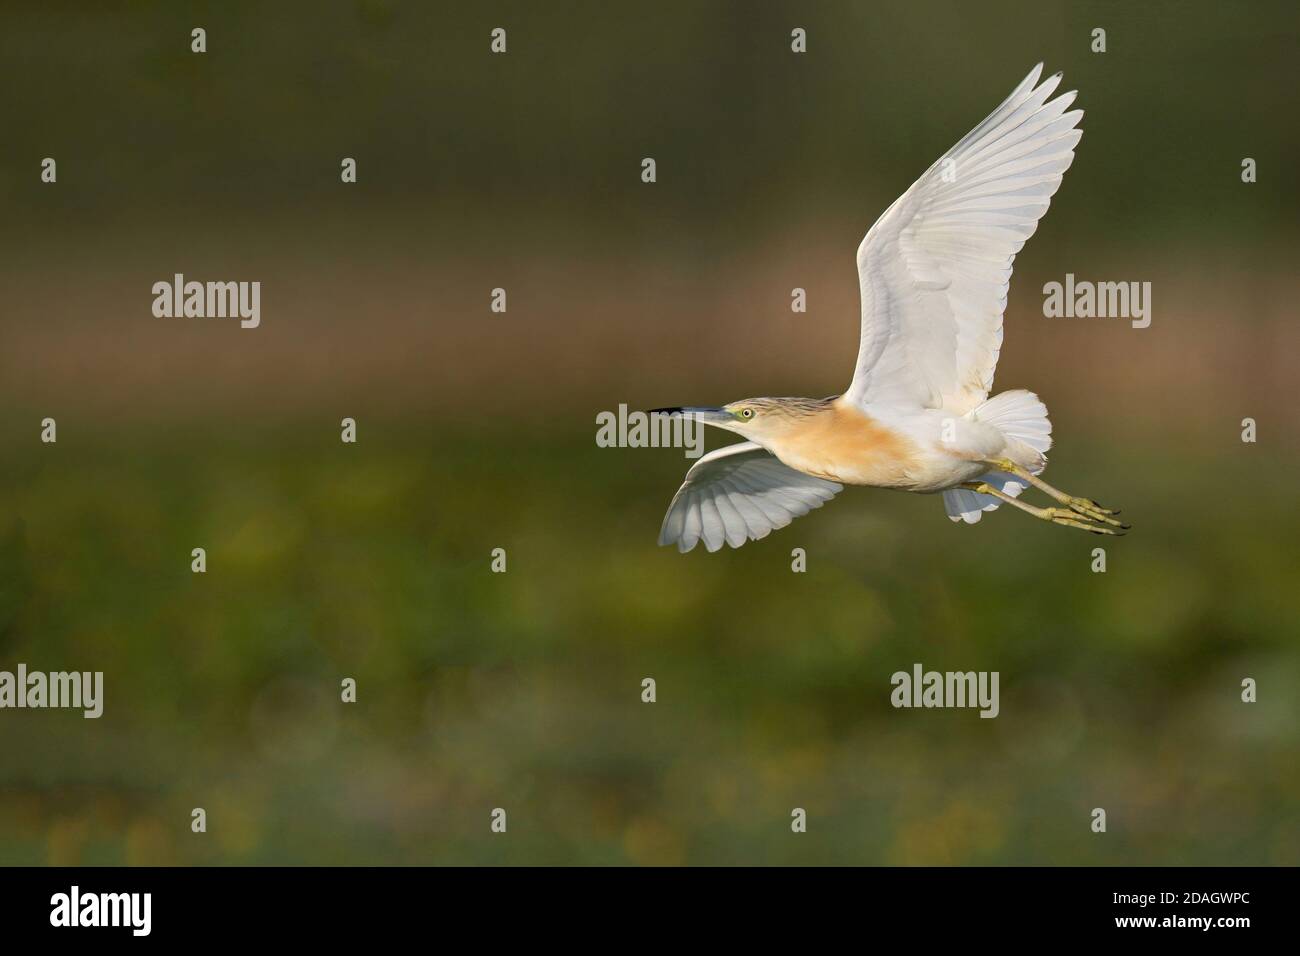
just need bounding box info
[653,64,1127,553]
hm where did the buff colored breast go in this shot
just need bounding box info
[769,399,927,489]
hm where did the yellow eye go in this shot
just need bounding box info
[741,408,754,419]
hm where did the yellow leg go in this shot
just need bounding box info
[960,482,1126,536]
[985,459,1129,529]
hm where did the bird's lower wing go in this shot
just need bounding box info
[658,442,842,553]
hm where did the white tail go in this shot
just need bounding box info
[943,390,1053,524]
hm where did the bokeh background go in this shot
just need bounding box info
[0,0,1296,865]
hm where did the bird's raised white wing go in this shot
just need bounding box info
[845,64,1083,414]
[658,442,842,553]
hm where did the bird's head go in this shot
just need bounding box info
[649,396,832,445]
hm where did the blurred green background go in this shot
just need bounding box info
[0,0,1297,865]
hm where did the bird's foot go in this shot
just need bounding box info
[1062,495,1129,528]
[1043,506,1126,535]
[985,460,1129,530]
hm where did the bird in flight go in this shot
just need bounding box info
[653,64,1127,553]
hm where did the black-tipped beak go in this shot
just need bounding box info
[646,406,732,426]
